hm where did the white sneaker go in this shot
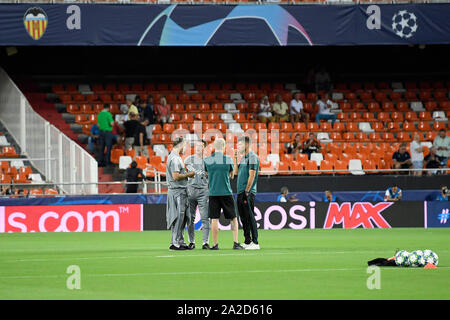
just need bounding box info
[241,243,251,249]
[245,242,260,250]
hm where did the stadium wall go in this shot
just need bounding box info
[1,201,449,233]
[1,4,450,46]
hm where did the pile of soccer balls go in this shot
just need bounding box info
[394,250,439,267]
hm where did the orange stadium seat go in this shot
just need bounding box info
[405,111,418,121]
[402,121,416,132]
[397,132,411,142]
[432,121,447,131]
[418,121,432,132]
[332,122,345,132]
[277,161,290,175]
[382,101,396,112]
[381,132,396,142]
[320,160,333,174]
[290,160,304,174]
[391,112,404,122]
[281,122,294,132]
[305,160,320,175]
[66,104,80,114]
[396,101,410,112]
[334,160,349,174]
[422,101,436,112]
[419,111,432,121]
[390,92,402,101]
[372,122,386,132]
[363,159,377,174]
[368,102,381,112]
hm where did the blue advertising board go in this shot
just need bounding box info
[426,201,450,228]
[0,4,449,46]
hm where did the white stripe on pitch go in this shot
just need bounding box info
[6,250,398,262]
[1,266,448,280]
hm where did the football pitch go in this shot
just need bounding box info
[0,228,449,300]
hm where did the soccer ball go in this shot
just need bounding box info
[408,250,423,267]
[423,249,439,266]
[395,250,411,267]
[392,10,418,39]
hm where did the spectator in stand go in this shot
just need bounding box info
[302,133,321,160]
[143,95,156,144]
[123,160,146,194]
[424,146,441,175]
[277,186,298,202]
[134,119,150,158]
[384,185,402,201]
[138,99,147,121]
[257,96,274,123]
[126,99,139,117]
[315,93,337,126]
[315,66,332,92]
[433,129,450,167]
[123,112,141,151]
[272,94,290,123]
[112,121,123,148]
[134,97,143,116]
[409,133,424,176]
[323,190,337,202]
[156,96,172,124]
[87,123,100,155]
[437,186,449,201]
[287,133,303,161]
[1,185,13,196]
[97,104,115,167]
[290,92,309,127]
[115,104,129,126]
[392,142,412,174]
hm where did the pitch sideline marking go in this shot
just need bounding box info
[1,266,448,280]
[5,250,396,262]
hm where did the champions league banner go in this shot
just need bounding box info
[0,3,449,46]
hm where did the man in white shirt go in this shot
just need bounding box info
[315,93,337,126]
[433,129,450,167]
[410,133,424,176]
[289,92,309,126]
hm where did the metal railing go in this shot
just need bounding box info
[0,167,447,197]
[0,67,98,195]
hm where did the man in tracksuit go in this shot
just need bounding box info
[185,140,211,250]
[166,137,195,251]
[234,136,260,250]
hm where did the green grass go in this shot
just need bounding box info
[0,228,449,300]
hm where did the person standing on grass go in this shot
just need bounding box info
[204,138,244,250]
[185,140,211,250]
[234,136,260,250]
[166,137,195,251]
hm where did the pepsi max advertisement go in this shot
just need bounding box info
[143,201,425,230]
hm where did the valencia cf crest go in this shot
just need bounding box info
[23,7,48,40]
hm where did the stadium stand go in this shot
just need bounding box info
[40,79,450,185]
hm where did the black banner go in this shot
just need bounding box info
[143,201,425,230]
